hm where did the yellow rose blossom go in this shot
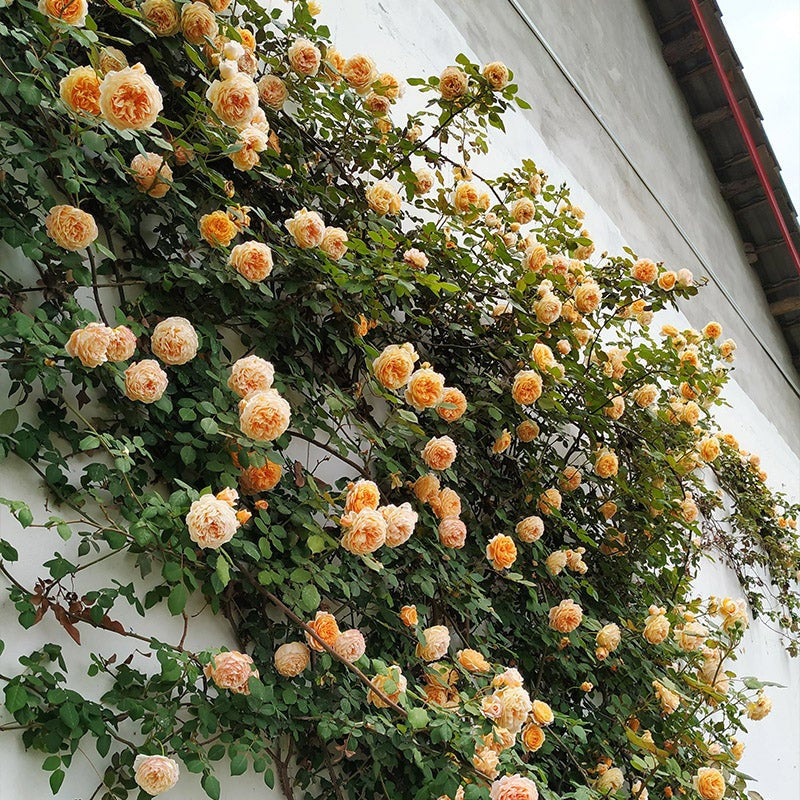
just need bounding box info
[141,0,180,36]
[405,364,445,409]
[694,767,726,800]
[439,66,468,99]
[59,66,100,115]
[486,533,517,570]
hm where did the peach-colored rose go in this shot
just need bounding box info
[537,487,562,515]
[59,66,100,115]
[559,466,582,492]
[574,280,602,313]
[405,364,445,409]
[439,66,468,99]
[511,198,535,225]
[372,343,418,390]
[381,503,418,547]
[238,457,282,494]
[430,487,462,519]
[632,258,658,283]
[521,723,545,752]
[342,54,376,93]
[496,685,532,733]
[486,533,517,570]
[288,37,321,76]
[422,436,457,471]
[45,204,98,251]
[414,167,435,195]
[124,359,168,403]
[38,0,87,26]
[694,767,726,800]
[316,226,349,260]
[594,449,619,479]
[151,317,198,365]
[207,71,258,129]
[199,210,238,247]
[106,325,136,362]
[531,699,554,726]
[403,248,428,270]
[473,745,500,779]
[141,0,180,36]
[130,153,172,198]
[457,648,490,672]
[229,241,273,282]
[416,625,450,661]
[435,387,467,422]
[523,244,548,272]
[257,74,288,110]
[340,508,386,555]
[490,429,510,455]
[399,605,418,627]
[512,370,542,405]
[344,479,380,514]
[452,180,479,214]
[365,180,402,216]
[677,268,693,286]
[134,755,179,796]
[515,515,544,543]
[719,338,736,360]
[333,628,366,662]
[228,355,274,397]
[545,550,568,576]
[99,63,162,130]
[517,420,539,442]
[746,692,772,720]
[719,596,748,630]
[632,383,658,408]
[643,607,670,644]
[204,650,258,694]
[652,679,680,715]
[490,774,538,800]
[65,323,112,367]
[595,623,621,660]
[595,768,624,793]
[413,472,441,503]
[367,665,406,707]
[185,493,239,548]
[673,620,707,651]
[698,436,721,463]
[438,516,466,549]
[238,388,290,441]
[229,124,268,171]
[305,610,340,651]
[548,599,583,632]
[181,1,217,44]
[534,292,562,324]
[483,61,509,91]
[285,208,326,249]
[274,641,309,677]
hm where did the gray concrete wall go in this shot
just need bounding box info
[433,0,800,453]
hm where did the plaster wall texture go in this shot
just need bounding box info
[1,1,798,798]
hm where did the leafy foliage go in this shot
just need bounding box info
[0,1,797,799]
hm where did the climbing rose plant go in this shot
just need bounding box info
[0,1,798,799]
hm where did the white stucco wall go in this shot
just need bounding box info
[1,1,798,798]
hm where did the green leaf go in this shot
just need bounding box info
[4,683,28,713]
[215,556,230,588]
[167,583,187,615]
[407,707,429,729]
[0,407,18,436]
[299,584,320,612]
[49,769,65,795]
[202,773,221,800]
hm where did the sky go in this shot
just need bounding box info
[717,0,800,210]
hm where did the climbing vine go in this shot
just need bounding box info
[0,1,797,799]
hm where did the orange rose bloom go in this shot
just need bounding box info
[340,508,386,555]
[38,0,87,26]
[548,599,583,632]
[437,387,467,422]
[305,610,340,652]
[59,66,100,115]
[372,343,418,390]
[422,436,458,471]
[430,487,461,519]
[405,364,445,410]
[521,723,545,752]
[239,457,282,494]
[537,487,562,515]
[486,534,517,570]
[200,210,238,247]
[99,63,163,131]
[413,472,440,503]
[45,204,98,251]
[457,648,490,672]
[344,479,380,514]
[438,516,466,549]
[399,605,418,627]
[512,370,543,405]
